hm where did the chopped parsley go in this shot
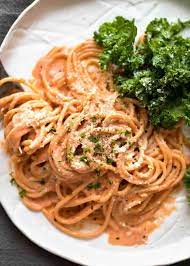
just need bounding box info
[128,141,132,147]
[80,156,90,165]
[9,172,27,197]
[88,135,100,143]
[91,116,97,123]
[19,189,26,198]
[124,130,130,136]
[83,146,91,153]
[111,139,116,146]
[106,157,115,165]
[80,132,86,139]
[119,130,131,136]
[10,178,16,185]
[87,182,101,189]
[10,172,16,186]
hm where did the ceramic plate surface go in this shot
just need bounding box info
[1,1,190,265]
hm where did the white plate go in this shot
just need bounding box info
[1,0,190,265]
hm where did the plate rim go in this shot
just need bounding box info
[0,1,190,265]
[0,0,40,54]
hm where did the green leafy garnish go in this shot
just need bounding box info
[87,182,101,189]
[94,16,137,70]
[94,17,190,128]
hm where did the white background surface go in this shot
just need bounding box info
[1,0,190,265]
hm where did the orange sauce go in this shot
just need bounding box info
[184,154,190,166]
[0,139,6,151]
[108,196,176,246]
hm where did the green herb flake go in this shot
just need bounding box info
[19,189,26,198]
[91,116,97,123]
[80,156,90,165]
[128,141,132,147]
[111,139,116,146]
[94,143,104,154]
[10,178,16,185]
[124,130,130,136]
[87,182,101,189]
[69,121,74,128]
[80,132,86,139]
[67,150,73,162]
[88,135,100,143]
[106,157,115,165]
[83,146,91,153]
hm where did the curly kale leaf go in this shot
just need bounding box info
[94,16,137,70]
[94,17,190,128]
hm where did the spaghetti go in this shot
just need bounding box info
[0,40,187,245]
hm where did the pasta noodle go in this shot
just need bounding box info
[0,40,187,245]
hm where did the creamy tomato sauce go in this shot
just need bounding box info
[108,196,176,246]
